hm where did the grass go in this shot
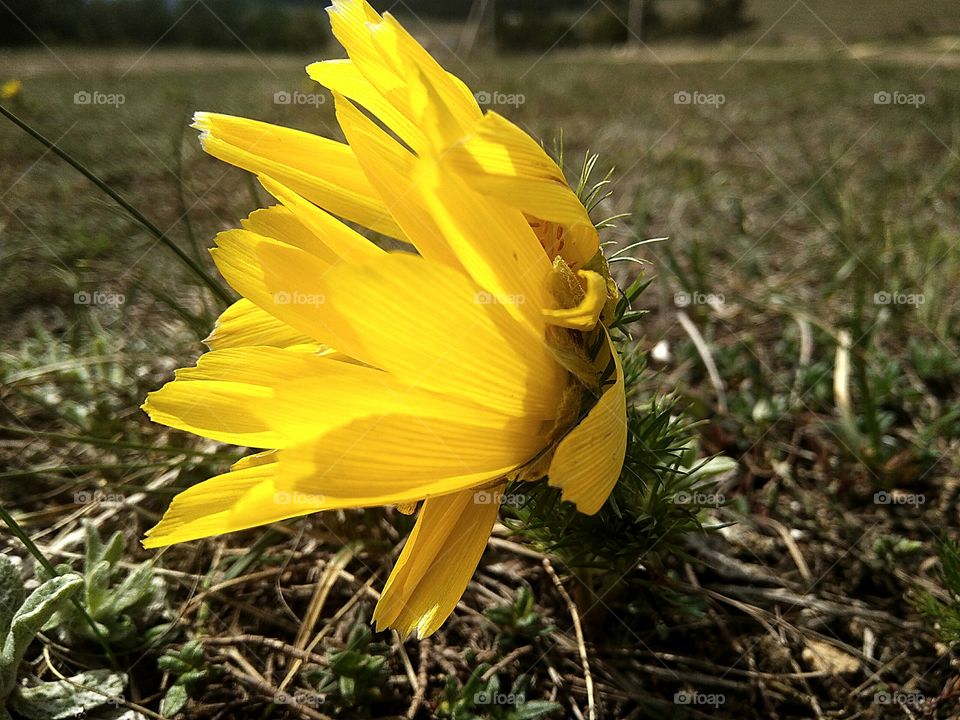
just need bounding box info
[2,22,960,720]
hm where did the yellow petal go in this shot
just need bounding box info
[333,93,462,269]
[336,95,552,331]
[373,486,501,637]
[245,247,563,418]
[205,299,314,351]
[146,341,550,464]
[193,112,404,240]
[142,347,325,448]
[547,334,627,514]
[407,160,554,332]
[441,111,599,267]
[232,449,277,471]
[327,1,479,151]
[276,414,529,509]
[542,270,607,331]
[142,460,328,548]
[210,229,334,344]
[240,205,322,255]
[307,59,425,151]
[257,175,384,264]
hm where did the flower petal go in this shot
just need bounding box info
[307,59,425,151]
[332,93,462,269]
[205,299,314,351]
[542,270,607,331]
[336,95,553,332]
[373,486,501,638]
[441,111,599,267]
[142,347,325,448]
[257,175,384,264]
[326,0,480,151]
[547,334,627,514]
[193,111,405,239]
[249,247,564,418]
[142,459,329,548]
[210,229,334,344]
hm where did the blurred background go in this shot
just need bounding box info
[2,1,960,718]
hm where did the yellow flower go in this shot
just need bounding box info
[1,79,23,101]
[143,0,627,638]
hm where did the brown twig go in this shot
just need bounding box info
[543,558,595,720]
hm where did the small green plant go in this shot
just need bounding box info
[0,554,126,720]
[436,664,560,720]
[911,540,960,645]
[305,622,390,715]
[41,521,167,650]
[158,639,221,717]
[484,587,554,651]
[507,382,735,576]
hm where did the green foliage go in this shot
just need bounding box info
[484,587,554,651]
[436,664,560,720]
[912,540,960,645]
[0,554,126,720]
[873,535,924,568]
[9,669,126,720]
[506,377,734,576]
[0,556,82,705]
[1,322,150,438]
[305,622,390,715]
[158,640,221,717]
[41,521,167,650]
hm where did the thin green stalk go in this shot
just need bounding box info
[0,425,234,458]
[0,505,118,668]
[0,462,175,481]
[0,104,230,305]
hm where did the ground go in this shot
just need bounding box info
[1,13,960,720]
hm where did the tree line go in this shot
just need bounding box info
[0,0,330,50]
[0,0,751,50]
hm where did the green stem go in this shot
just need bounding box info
[0,505,119,668]
[0,104,230,305]
[0,425,233,458]
[0,462,174,481]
